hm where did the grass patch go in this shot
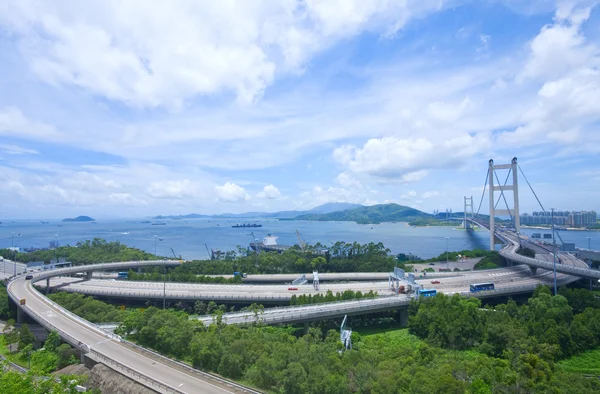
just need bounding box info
[558,348,600,375]
[359,328,424,353]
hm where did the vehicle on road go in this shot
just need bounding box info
[288,287,298,291]
[117,272,128,279]
[233,271,248,278]
[431,280,440,284]
[418,289,437,297]
[429,262,435,265]
[470,282,495,292]
[25,275,33,280]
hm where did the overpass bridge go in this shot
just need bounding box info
[7,260,261,394]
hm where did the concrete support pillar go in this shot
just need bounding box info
[303,322,309,335]
[398,309,409,327]
[46,278,50,295]
[137,267,143,274]
[16,307,24,324]
[86,271,93,280]
[489,159,495,251]
[530,267,538,276]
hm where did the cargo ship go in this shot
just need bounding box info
[232,223,263,228]
[250,234,291,253]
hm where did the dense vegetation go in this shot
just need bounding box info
[47,293,127,323]
[407,217,457,226]
[0,368,90,394]
[111,286,600,393]
[1,322,85,383]
[295,203,430,224]
[133,241,401,278]
[0,238,157,265]
[289,290,377,305]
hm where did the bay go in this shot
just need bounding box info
[0,219,597,260]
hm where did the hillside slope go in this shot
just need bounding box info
[295,203,431,224]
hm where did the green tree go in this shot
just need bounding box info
[18,323,36,350]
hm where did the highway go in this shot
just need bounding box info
[7,261,261,394]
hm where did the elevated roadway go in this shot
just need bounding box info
[7,260,260,394]
[468,218,600,279]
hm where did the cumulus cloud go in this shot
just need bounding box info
[0,107,58,139]
[256,184,281,199]
[215,182,249,202]
[335,172,362,189]
[333,136,488,182]
[147,179,197,199]
[0,0,457,108]
[422,190,440,199]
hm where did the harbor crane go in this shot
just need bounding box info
[296,230,306,251]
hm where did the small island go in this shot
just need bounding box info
[62,216,96,222]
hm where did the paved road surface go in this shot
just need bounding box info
[8,276,255,393]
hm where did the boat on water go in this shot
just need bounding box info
[152,222,167,226]
[250,234,290,253]
[232,223,263,228]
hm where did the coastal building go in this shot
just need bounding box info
[520,210,597,228]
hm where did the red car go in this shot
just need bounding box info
[431,280,440,285]
[288,287,298,291]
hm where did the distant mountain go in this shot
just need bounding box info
[152,202,364,220]
[62,215,95,222]
[295,203,431,224]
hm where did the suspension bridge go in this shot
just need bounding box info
[464,158,599,283]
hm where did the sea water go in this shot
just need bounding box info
[0,219,597,260]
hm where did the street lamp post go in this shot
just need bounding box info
[445,237,450,270]
[551,208,557,295]
[586,236,593,290]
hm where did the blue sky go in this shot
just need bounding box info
[0,0,599,219]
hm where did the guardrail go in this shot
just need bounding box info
[118,340,262,394]
[89,350,186,394]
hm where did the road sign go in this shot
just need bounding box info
[19,299,26,305]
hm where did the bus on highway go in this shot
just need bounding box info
[418,289,437,297]
[117,272,128,279]
[470,282,495,292]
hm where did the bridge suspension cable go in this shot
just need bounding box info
[475,170,489,217]
[517,164,565,244]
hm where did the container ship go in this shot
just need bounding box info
[232,223,263,228]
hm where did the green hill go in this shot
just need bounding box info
[62,215,95,222]
[295,203,431,224]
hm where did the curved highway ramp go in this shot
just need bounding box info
[7,261,261,394]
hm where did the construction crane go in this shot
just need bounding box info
[170,247,181,260]
[205,243,212,260]
[296,230,306,251]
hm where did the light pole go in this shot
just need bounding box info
[53,234,58,263]
[445,237,450,270]
[586,236,592,290]
[153,235,157,257]
[551,208,557,295]
[163,262,167,310]
[11,232,14,248]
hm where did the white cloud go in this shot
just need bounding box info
[422,190,440,199]
[400,190,417,200]
[215,182,249,202]
[335,172,362,189]
[256,184,281,199]
[147,179,198,200]
[0,107,58,139]
[0,144,39,155]
[333,136,488,182]
[0,0,458,108]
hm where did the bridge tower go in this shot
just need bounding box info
[464,196,473,229]
[488,158,520,250]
